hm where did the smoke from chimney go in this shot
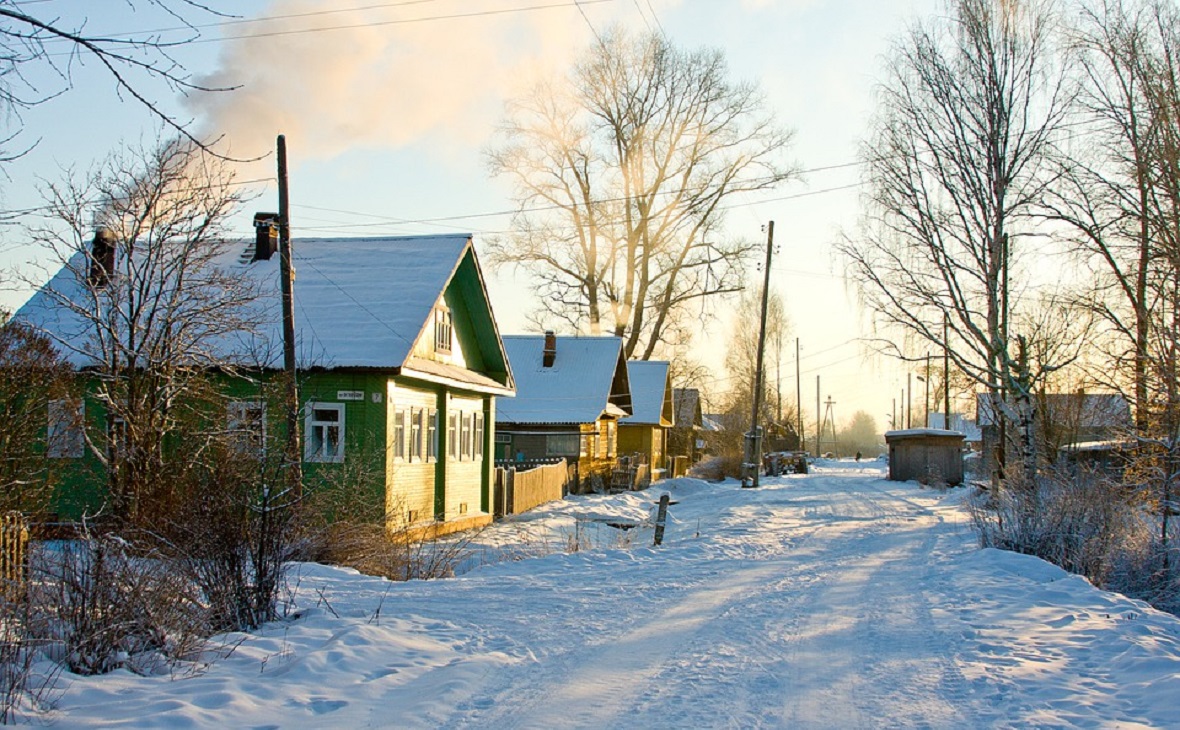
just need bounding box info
[183,1,606,165]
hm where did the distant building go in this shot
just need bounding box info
[496,333,632,493]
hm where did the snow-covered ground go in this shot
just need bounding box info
[43,461,1180,728]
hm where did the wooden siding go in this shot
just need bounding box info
[386,382,438,527]
[443,393,486,522]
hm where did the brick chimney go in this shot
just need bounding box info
[542,330,557,367]
[88,228,116,287]
[252,212,279,262]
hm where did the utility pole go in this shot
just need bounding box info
[944,313,951,431]
[743,221,774,489]
[816,376,821,458]
[924,352,931,428]
[907,372,912,429]
[795,338,802,453]
[278,135,302,499]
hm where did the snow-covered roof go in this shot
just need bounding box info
[884,428,965,440]
[928,413,982,441]
[16,235,512,385]
[976,392,1131,429]
[497,335,631,425]
[1060,440,1137,452]
[620,360,672,427]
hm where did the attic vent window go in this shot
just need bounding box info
[434,307,452,353]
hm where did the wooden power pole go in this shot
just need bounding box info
[278,135,302,498]
[744,221,774,489]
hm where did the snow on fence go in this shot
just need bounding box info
[494,461,570,517]
[1,512,28,599]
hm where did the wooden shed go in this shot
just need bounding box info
[884,429,965,486]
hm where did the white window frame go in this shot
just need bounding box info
[448,411,459,459]
[393,409,407,461]
[228,400,267,457]
[409,407,422,462]
[304,402,345,463]
[427,409,438,462]
[434,306,453,354]
[461,413,472,460]
[47,399,85,459]
[473,411,484,460]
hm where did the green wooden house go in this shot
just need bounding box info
[14,234,515,534]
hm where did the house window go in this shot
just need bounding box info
[47,399,85,459]
[409,407,422,462]
[606,420,616,458]
[448,412,459,459]
[434,307,452,353]
[427,409,438,462]
[579,432,590,457]
[473,412,484,459]
[549,434,580,456]
[228,401,266,457]
[393,409,406,461]
[461,413,472,460]
[305,403,345,463]
[107,415,127,461]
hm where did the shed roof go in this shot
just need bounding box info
[620,360,673,427]
[14,235,514,391]
[497,335,631,425]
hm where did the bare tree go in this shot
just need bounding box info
[1041,0,1176,433]
[488,28,794,360]
[838,0,1073,483]
[723,288,791,428]
[0,2,234,159]
[18,136,259,521]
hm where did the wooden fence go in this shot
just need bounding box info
[494,461,571,517]
[1,512,28,599]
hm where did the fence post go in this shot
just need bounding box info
[1,511,29,600]
[653,494,670,546]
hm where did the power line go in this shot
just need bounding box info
[40,0,616,53]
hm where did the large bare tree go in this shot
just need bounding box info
[488,29,794,360]
[838,0,1073,483]
[1040,0,1178,433]
[19,137,259,521]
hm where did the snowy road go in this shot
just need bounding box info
[54,462,1180,728]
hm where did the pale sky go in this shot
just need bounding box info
[0,0,947,437]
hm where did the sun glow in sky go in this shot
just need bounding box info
[0,0,946,437]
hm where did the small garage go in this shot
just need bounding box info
[885,429,965,486]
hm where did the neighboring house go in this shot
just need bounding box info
[976,391,1131,467]
[15,234,514,535]
[928,413,983,451]
[670,388,705,462]
[496,333,632,492]
[617,360,674,473]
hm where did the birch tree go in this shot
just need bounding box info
[489,29,794,360]
[838,0,1072,483]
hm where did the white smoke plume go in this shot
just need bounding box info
[185,0,669,162]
